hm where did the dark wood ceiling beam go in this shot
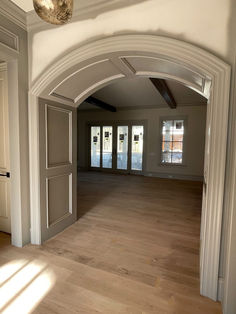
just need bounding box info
[85,96,116,112]
[149,78,177,109]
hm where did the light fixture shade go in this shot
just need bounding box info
[33,0,73,25]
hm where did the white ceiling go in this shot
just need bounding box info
[10,0,34,12]
[79,77,207,111]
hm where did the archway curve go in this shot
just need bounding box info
[30,34,228,101]
[29,34,231,301]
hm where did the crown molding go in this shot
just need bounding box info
[0,0,27,31]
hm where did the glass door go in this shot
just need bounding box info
[117,126,129,171]
[131,125,144,171]
[90,126,101,168]
[90,123,144,173]
[102,126,113,169]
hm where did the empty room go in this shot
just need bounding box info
[0,0,236,313]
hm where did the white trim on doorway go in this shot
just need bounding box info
[0,54,27,247]
[28,35,231,301]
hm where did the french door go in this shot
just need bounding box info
[90,123,144,174]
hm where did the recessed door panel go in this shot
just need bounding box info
[91,126,101,168]
[46,106,72,168]
[117,126,128,170]
[131,125,144,171]
[47,174,72,227]
[102,126,113,169]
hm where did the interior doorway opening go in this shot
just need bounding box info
[29,35,230,301]
[77,76,207,182]
[75,73,209,310]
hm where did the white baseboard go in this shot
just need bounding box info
[218,277,224,302]
[144,171,204,182]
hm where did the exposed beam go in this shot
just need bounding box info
[149,78,177,109]
[85,96,116,112]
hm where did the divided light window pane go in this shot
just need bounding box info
[161,119,184,164]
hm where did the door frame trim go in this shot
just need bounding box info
[29,34,231,301]
[0,51,29,247]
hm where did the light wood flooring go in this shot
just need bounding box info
[0,172,222,313]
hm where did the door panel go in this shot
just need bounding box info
[0,65,11,233]
[47,106,72,167]
[47,173,72,227]
[131,125,144,171]
[39,100,77,242]
[117,126,129,170]
[102,126,113,169]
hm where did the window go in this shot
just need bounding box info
[161,119,184,165]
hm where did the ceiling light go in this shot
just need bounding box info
[33,0,73,25]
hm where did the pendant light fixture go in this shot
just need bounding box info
[33,0,73,25]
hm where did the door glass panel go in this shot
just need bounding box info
[131,125,144,171]
[117,126,128,170]
[91,126,100,167]
[102,126,113,168]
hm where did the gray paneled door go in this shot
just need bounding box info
[39,99,77,242]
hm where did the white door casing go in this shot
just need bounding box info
[0,63,11,234]
[39,98,77,242]
[29,35,231,301]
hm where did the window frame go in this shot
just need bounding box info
[159,116,187,167]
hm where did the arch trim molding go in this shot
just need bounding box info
[28,35,231,302]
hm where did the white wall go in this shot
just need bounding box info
[78,105,206,180]
[28,0,234,85]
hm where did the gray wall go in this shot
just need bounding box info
[78,105,206,180]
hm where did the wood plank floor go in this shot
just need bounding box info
[0,172,222,313]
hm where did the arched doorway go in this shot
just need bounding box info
[28,35,230,301]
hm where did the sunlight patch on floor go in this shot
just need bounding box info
[0,259,56,313]
[0,259,28,285]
